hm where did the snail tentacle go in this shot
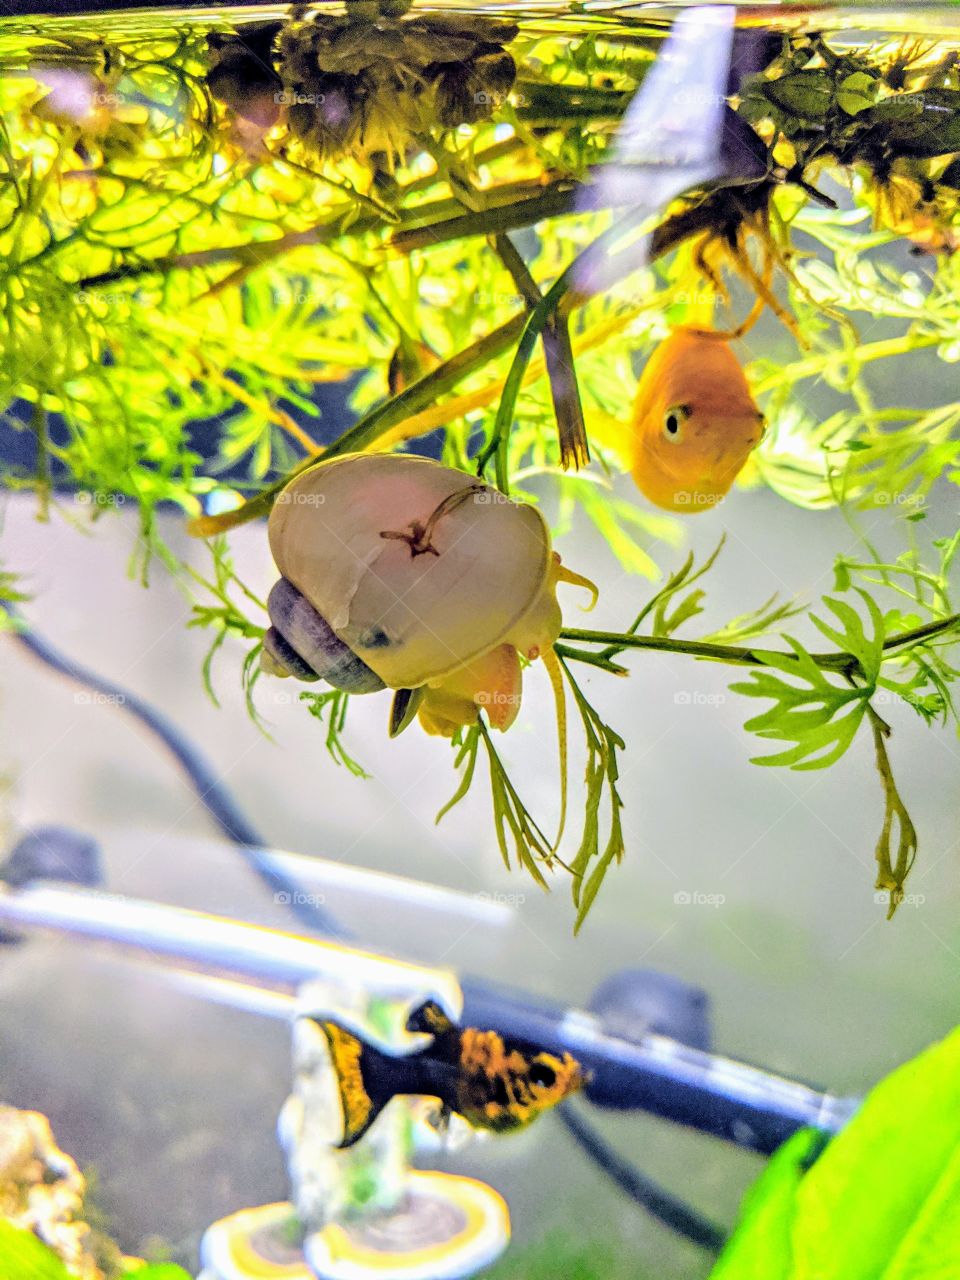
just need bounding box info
[379,483,486,557]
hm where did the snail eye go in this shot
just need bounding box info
[528,1061,556,1089]
[663,405,690,441]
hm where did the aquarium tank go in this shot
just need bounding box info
[2,0,960,1276]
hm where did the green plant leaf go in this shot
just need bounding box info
[0,1221,72,1280]
[729,592,885,770]
[710,1027,960,1280]
[708,1129,827,1280]
[300,689,369,778]
[0,1218,193,1280]
[126,1266,193,1280]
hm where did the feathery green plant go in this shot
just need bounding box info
[2,9,960,921]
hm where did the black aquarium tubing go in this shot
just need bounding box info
[557,1105,727,1253]
[0,601,342,937]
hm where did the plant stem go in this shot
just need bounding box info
[475,211,650,490]
[389,182,582,253]
[189,309,527,536]
[559,613,960,676]
[31,401,50,521]
[866,702,917,918]
[751,333,943,395]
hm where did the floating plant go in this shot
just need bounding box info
[2,4,960,925]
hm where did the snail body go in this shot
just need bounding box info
[263,453,589,736]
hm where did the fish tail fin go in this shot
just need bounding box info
[585,406,632,468]
[313,1020,387,1148]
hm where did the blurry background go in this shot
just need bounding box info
[1,450,958,1274]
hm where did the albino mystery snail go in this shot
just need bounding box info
[261,453,595,737]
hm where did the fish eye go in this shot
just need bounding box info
[663,405,689,441]
[528,1061,556,1089]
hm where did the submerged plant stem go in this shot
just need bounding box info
[867,703,918,918]
[31,400,50,521]
[560,613,960,677]
[189,310,527,535]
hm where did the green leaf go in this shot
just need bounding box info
[0,1204,192,1279]
[709,1130,827,1280]
[710,1027,960,1280]
[300,689,369,777]
[729,592,885,770]
[0,1221,72,1280]
[127,1267,193,1280]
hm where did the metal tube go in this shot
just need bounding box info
[0,884,462,1022]
[0,883,857,1153]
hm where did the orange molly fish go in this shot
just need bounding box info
[628,329,765,513]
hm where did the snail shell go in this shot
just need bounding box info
[264,577,385,693]
[267,453,556,692]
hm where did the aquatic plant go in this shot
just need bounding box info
[0,1103,190,1279]
[496,1025,960,1279]
[710,1025,960,1278]
[0,1223,189,1280]
[1,9,960,923]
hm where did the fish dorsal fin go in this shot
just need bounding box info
[406,999,456,1038]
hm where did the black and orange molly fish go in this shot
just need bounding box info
[314,1000,587,1147]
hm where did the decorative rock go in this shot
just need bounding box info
[0,1105,113,1280]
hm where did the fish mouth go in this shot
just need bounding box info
[653,446,757,512]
